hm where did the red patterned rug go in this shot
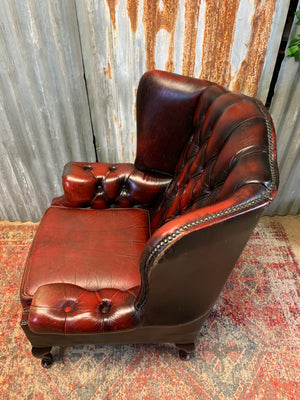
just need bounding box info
[0,218,299,399]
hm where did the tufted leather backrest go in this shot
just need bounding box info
[56,70,275,236]
[135,70,214,175]
[150,79,273,231]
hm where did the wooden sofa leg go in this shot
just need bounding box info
[32,346,53,368]
[175,342,195,361]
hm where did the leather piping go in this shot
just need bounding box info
[136,99,277,311]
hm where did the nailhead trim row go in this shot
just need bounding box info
[136,100,277,311]
[146,100,276,265]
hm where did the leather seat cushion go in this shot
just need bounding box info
[20,206,150,306]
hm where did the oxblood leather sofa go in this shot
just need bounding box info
[20,70,278,367]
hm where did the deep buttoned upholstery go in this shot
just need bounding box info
[20,70,278,366]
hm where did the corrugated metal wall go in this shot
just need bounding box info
[266,0,300,215]
[0,0,294,221]
[0,0,95,221]
[76,0,287,163]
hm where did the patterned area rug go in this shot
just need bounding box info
[0,218,299,399]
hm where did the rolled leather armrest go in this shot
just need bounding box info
[28,283,140,334]
[52,162,171,209]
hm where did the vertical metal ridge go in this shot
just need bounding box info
[0,2,50,218]
[265,2,300,215]
[0,0,95,221]
[74,0,98,161]
[75,0,141,164]
[0,0,293,221]
[76,0,283,167]
[257,0,290,103]
[0,154,27,221]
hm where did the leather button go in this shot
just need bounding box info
[109,165,116,172]
[96,184,104,196]
[99,300,111,314]
[64,306,72,313]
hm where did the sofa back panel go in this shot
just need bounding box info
[151,89,272,231]
[174,85,229,175]
[135,70,213,176]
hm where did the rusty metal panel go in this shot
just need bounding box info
[76,0,288,165]
[0,0,95,221]
[257,0,290,103]
[266,4,300,216]
[0,0,292,222]
[75,0,143,163]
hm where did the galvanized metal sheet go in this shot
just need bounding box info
[266,3,300,215]
[0,0,293,221]
[0,0,95,221]
[257,0,290,103]
[76,0,287,165]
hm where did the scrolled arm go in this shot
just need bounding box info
[52,162,171,210]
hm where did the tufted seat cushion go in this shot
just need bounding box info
[20,207,150,308]
[27,283,141,334]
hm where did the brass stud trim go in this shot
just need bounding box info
[136,99,277,312]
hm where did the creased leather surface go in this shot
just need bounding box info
[20,70,278,337]
[28,283,140,334]
[150,86,276,231]
[20,207,150,307]
[135,70,215,175]
[52,162,171,210]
